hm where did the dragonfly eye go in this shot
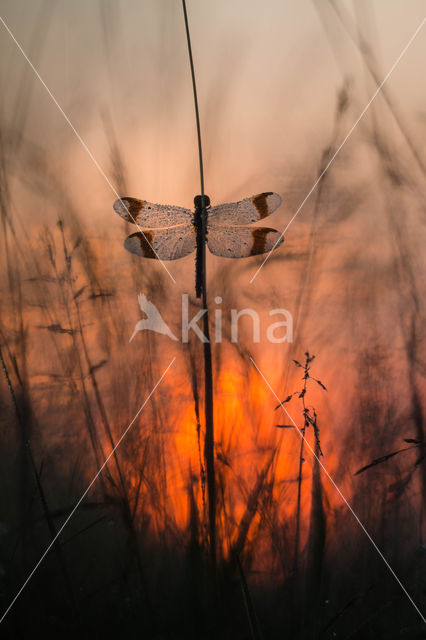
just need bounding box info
[194,195,210,209]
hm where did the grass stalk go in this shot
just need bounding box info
[182,0,217,574]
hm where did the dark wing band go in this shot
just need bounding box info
[114,197,193,228]
[207,224,284,258]
[124,225,196,260]
[207,192,281,226]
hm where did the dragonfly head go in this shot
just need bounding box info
[194,195,210,210]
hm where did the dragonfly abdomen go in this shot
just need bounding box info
[194,195,210,298]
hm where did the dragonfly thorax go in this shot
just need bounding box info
[194,195,210,210]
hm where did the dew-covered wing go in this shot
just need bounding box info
[124,225,196,260]
[207,192,281,226]
[207,224,284,258]
[114,197,193,228]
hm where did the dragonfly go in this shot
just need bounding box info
[114,191,284,296]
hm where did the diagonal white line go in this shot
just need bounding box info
[249,15,426,284]
[0,15,176,283]
[0,357,176,625]
[249,356,426,625]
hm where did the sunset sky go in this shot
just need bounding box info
[1,0,425,215]
[1,3,426,634]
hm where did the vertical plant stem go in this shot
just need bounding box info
[201,238,216,572]
[26,444,82,623]
[304,438,326,639]
[236,553,264,640]
[188,347,206,512]
[293,431,305,578]
[293,367,308,577]
[181,0,204,197]
[182,0,216,572]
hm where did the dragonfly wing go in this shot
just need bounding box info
[114,197,193,228]
[207,224,284,258]
[124,224,196,260]
[208,192,281,226]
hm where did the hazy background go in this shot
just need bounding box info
[1,0,425,374]
[1,1,426,637]
[1,0,425,216]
